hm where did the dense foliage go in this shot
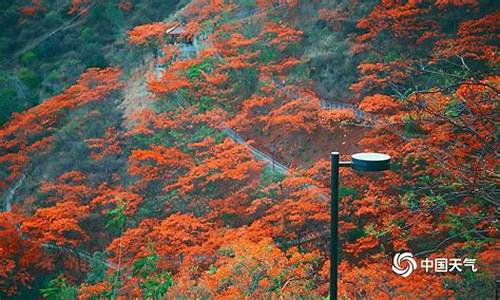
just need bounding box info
[0,0,186,125]
[1,0,498,298]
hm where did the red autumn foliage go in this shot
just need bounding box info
[0,212,50,296]
[2,0,497,298]
[68,0,92,15]
[128,144,193,192]
[21,201,90,247]
[91,186,143,217]
[318,8,349,31]
[86,127,122,161]
[434,11,500,64]
[354,1,438,53]
[350,61,409,95]
[359,94,401,113]
[128,22,168,45]
[158,44,180,64]
[0,68,122,192]
[260,22,303,49]
[20,0,45,16]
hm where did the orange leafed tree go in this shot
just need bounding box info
[359,94,401,114]
[160,138,264,224]
[434,11,500,64]
[20,0,45,16]
[339,259,453,298]
[197,238,321,298]
[105,214,210,296]
[128,23,168,45]
[128,145,192,189]
[38,171,94,206]
[85,127,122,161]
[0,212,51,296]
[166,138,263,196]
[68,0,93,14]
[354,1,438,53]
[0,68,122,192]
[21,201,90,247]
[91,186,143,217]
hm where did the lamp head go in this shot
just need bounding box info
[351,152,391,172]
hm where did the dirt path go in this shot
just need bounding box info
[3,172,27,212]
[119,59,156,129]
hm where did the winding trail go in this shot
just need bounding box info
[38,243,119,270]
[221,128,290,174]
[320,99,367,119]
[3,173,26,212]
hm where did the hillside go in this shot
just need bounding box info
[0,0,187,125]
[0,0,498,298]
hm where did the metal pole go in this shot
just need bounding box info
[330,152,339,299]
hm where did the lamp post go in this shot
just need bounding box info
[330,152,391,299]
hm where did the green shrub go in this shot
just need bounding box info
[17,67,39,89]
[20,51,38,66]
[40,277,77,300]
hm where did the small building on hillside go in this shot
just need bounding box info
[166,24,193,44]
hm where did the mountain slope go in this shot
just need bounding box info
[0,0,497,298]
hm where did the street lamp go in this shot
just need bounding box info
[330,152,391,299]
